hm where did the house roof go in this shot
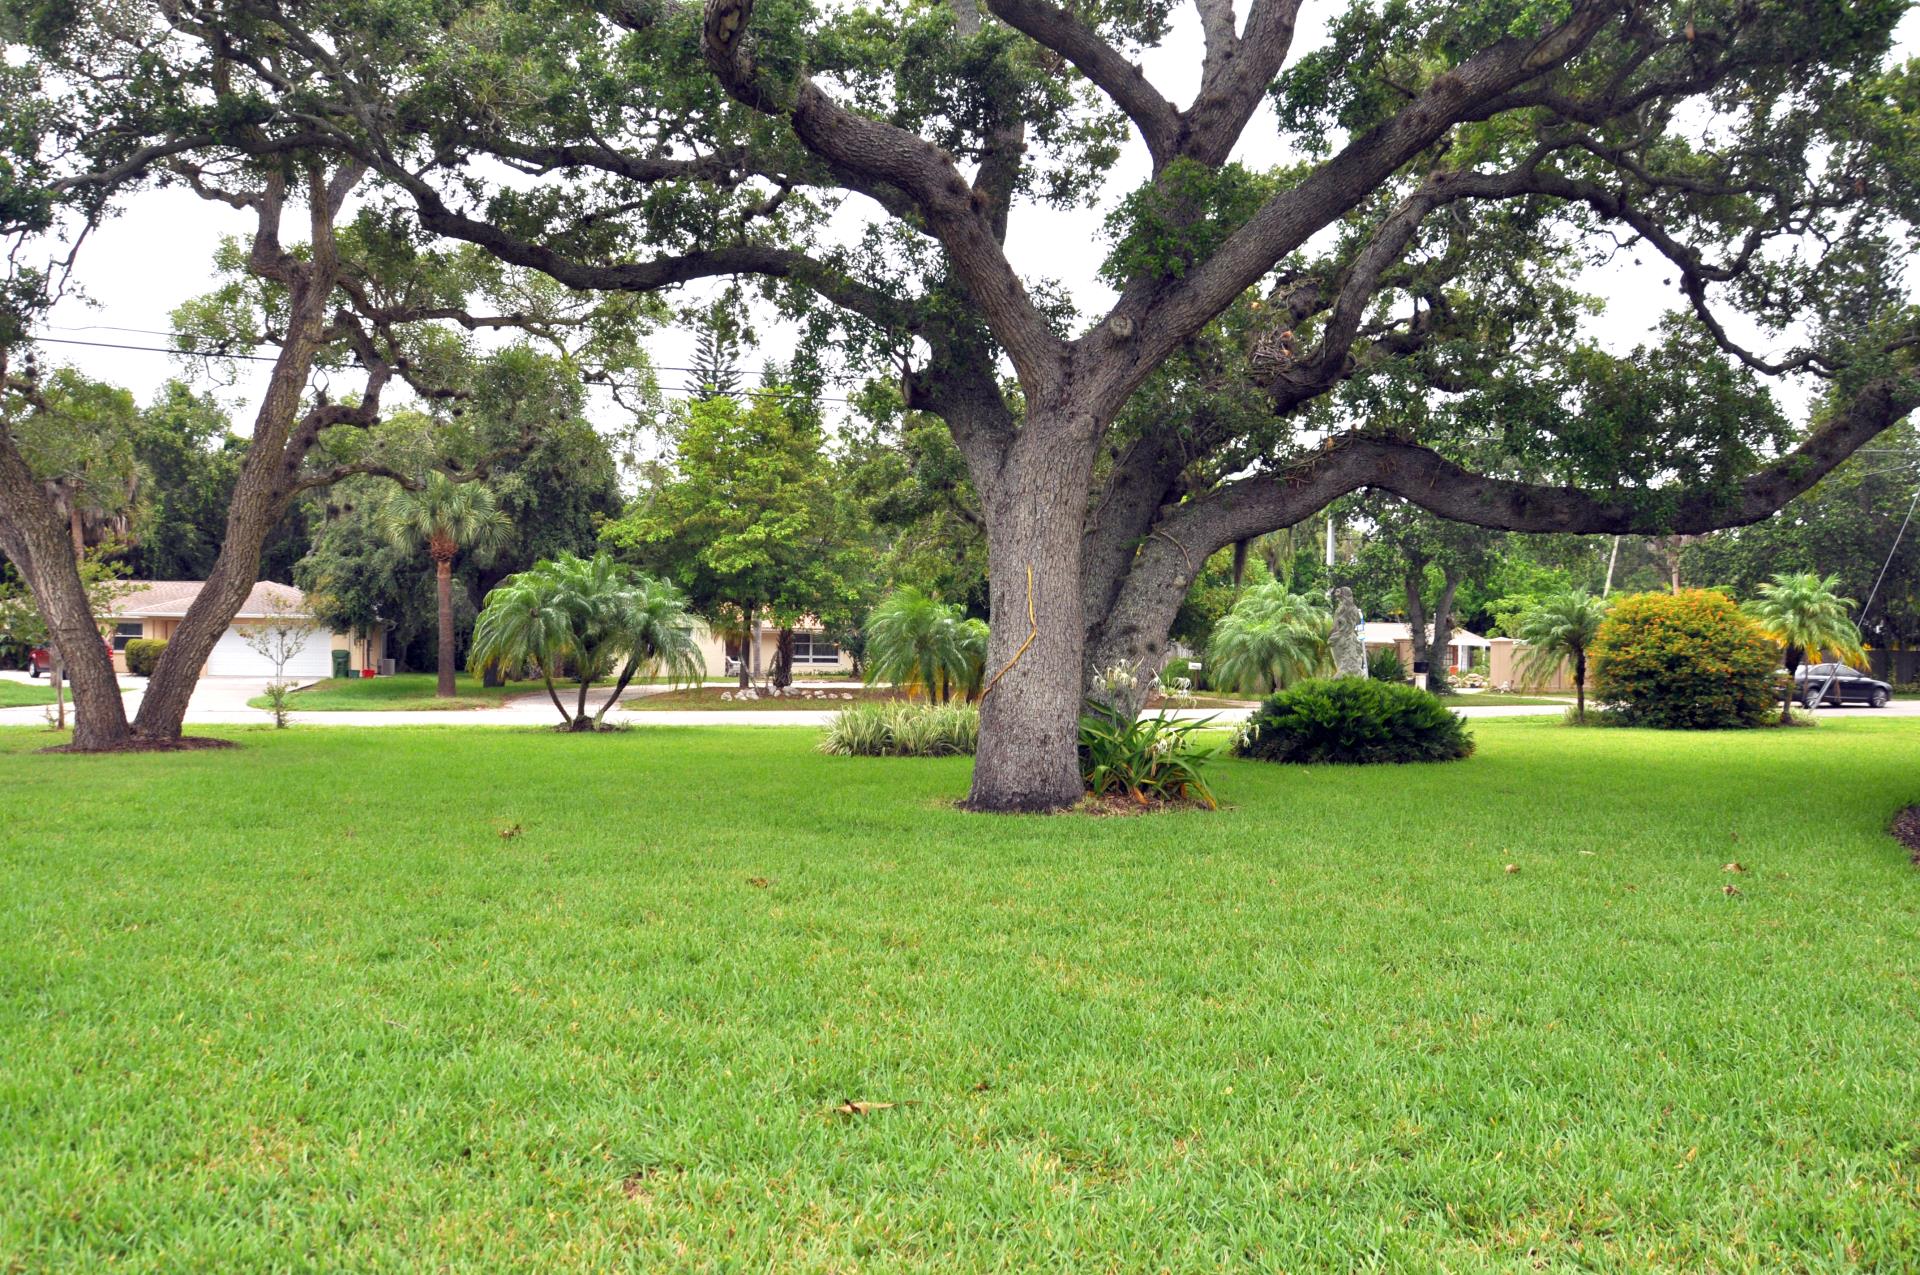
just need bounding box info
[1361,621,1491,648]
[110,580,314,620]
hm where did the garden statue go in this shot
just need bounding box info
[1331,588,1366,679]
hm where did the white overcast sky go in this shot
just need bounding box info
[32,5,1918,442]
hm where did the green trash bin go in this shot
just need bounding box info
[331,649,351,680]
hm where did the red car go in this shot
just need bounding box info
[26,638,115,677]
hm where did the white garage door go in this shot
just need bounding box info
[204,625,338,678]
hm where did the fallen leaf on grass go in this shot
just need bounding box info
[1504,863,1520,874]
[747,876,771,889]
[1722,861,1746,873]
[832,1099,896,1116]
[1723,884,1742,897]
[499,823,522,840]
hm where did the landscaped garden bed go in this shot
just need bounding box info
[4,719,1920,1268]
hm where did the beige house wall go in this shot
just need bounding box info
[1487,637,1575,691]
[693,622,852,679]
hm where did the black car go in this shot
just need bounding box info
[1792,663,1893,708]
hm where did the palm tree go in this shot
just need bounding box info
[1744,572,1864,722]
[954,617,991,702]
[469,559,577,719]
[381,473,511,697]
[594,571,704,726]
[865,586,966,702]
[470,553,703,729]
[1513,589,1609,721]
[1207,581,1332,695]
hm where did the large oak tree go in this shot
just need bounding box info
[11,0,1920,803]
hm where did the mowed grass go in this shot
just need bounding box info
[0,680,133,708]
[3,721,1919,1271]
[270,673,695,712]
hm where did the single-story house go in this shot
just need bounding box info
[1361,622,1492,674]
[692,618,851,679]
[107,580,384,678]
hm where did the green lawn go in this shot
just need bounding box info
[267,673,689,712]
[0,680,132,708]
[3,721,1919,1270]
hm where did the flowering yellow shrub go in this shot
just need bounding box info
[1592,590,1777,729]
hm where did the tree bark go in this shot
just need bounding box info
[0,426,130,748]
[735,604,753,689]
[772,626,793,689]
[966,426,1095,812]
[1405,564,1460,695]
[434,555,457,697]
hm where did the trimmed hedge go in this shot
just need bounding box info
[1238,677,1474,765]
[124,638,167,678]
[1591,590,1775,729]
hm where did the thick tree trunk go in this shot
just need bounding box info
[0,429,129,749]
[1405,565,1460,695]
[434,556,457,697]
[134,263,336,740]
[966,431,1093,813]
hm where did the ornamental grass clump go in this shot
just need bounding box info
[1238,677,1474,765]
[1591,590,1776,729]
[820,701,980,756]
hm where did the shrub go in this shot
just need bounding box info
[124,638,167,677]
[1239,678,1474,765]
[820,701,979,756]
[1366,645,1407,683]
[1079,703,1226,807]
[1591,590,1776,729]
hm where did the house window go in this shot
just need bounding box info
[791,633,840,664]
[112,622,144,651]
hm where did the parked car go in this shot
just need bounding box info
[26,638,115,678]
[1791,663,1892,708]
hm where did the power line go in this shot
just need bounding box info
[27,333,857,403]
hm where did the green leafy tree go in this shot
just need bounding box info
[17,0,1920,803]
[380,473,511,697]
[1743,572,1865,722]
[602,391,864,689]
[1207,582,1332,696]
[1513,590,1609,721]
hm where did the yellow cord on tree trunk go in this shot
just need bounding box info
[980,564,1037,701]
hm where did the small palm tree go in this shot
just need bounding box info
[596,572,704,726]
[1207,582,1332,695]
[1743,571,1864,722]
[470,559,577,719]
[866,586,966,702]
[471,553,702,729]
[381,473,511,697]
[1514,589,1609,721]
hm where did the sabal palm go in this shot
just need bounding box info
[381,473,511,696]
[1744,571,1863,722]
[1514,589,1608,721]
[1207,582,1332,695]
[866,587,968,702]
